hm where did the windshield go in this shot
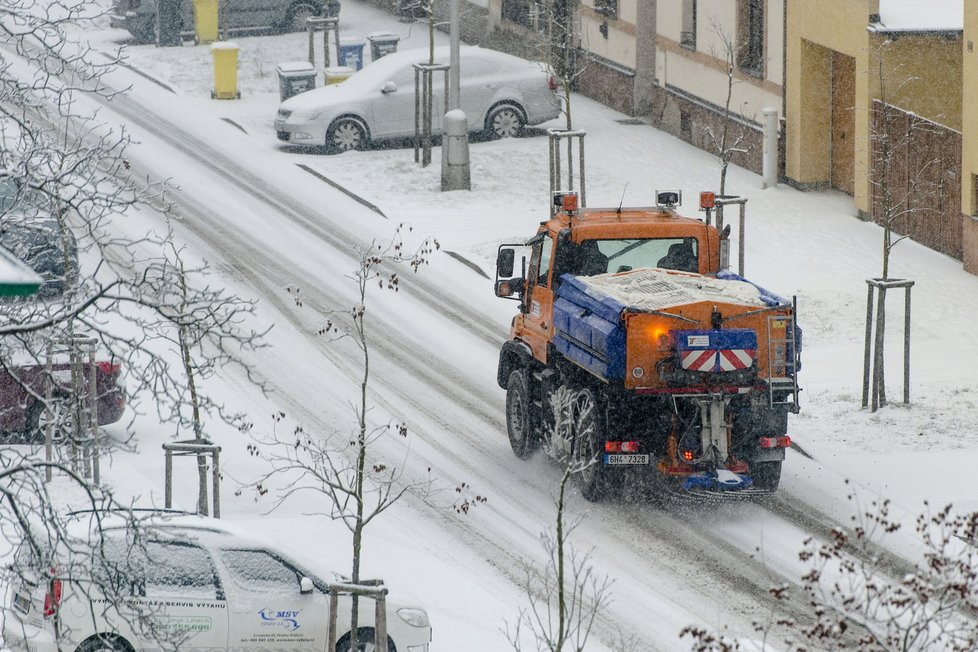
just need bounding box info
[575,237,699,275]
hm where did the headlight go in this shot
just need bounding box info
[293,109,323,121]
[396,608,430,628]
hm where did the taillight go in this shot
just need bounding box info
[605,441,640,453]
[43,575,62,618]
[96,361,120,375]
[758,435,791,449]
[548,75,557,91]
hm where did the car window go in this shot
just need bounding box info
[99,539,223,600]
[220,549,302,593]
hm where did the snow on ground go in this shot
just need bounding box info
[5,1,978,650]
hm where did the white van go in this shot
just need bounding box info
[3,512,431,652]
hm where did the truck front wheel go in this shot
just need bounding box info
[506,370,537,458]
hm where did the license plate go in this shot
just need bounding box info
[604,454,650,465]
[13,591,30,615]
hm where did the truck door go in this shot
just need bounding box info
[522,233,555,363]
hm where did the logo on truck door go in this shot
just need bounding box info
[531,300,541,318]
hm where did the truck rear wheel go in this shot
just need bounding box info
[506,370,537,458]
[751,461,782,492]
[573,388,617,501]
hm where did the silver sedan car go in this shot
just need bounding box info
[275,46,561,153]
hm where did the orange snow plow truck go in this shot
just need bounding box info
[494,191,800,500]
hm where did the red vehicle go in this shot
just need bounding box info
[0,358,126,444]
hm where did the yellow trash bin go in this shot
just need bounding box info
[325,66,355,85]
[211,41,240,100]
[192,0,219,44]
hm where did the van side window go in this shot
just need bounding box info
[220,549,303,593]
[143,542,222,600]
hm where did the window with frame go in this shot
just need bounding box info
[737,0,765,77]
[680,0,696,50]
[594,0,617,18]
[220,549,302,594]
[501,0,532,28]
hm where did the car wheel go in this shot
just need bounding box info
[76,634,132,652]
[485,104,525,139]
[286,1,320,33]
[327,117,368,153]
[573,388,617,502]
[337,628,396,652]
[26,396,77,444]
[506,369,537,459]
[751,461,782,492]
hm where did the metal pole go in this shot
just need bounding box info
[44,343,54,482]
[904,285,911,404]
[738,201,746,276]
[88,351,99,486]
[578,134,586,207]
[871,286,886,411]
[449,0,460,110]
[862,282,874,408]
[308,23,315,66]
[375,594,388,650]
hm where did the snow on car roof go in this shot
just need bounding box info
[280,45,539,111]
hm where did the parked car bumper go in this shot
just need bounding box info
[275,118,327,145]
[3,613,58,652]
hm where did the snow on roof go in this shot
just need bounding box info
[877,0,962,32]
[581,268,770,312]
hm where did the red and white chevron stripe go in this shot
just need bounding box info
[718,349,755,371]
[681,350,717,371]
[681,349,755,372]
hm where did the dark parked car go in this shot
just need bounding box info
[0,358,126,444]
[110,0,341,44]
[0,219,77,301]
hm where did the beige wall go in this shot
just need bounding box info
[655,0,782,123]
[580,0,638,68]
[787,0,876,212]
[963,0,978,272]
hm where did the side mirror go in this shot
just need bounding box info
[496,247,515,278]
[299,577,314,594]
[495,278,523,298]
[381,81,398,94]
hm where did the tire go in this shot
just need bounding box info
[506,370,537,459]
[26,396,76,445]
[484,104,526,140]
[286,1,320,33]
[572,388,617,502]
[76,634,132,652]
[337,628,396,652]
[327,117,368,153]
[751,461,782,492]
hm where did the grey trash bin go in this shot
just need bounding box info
[368,32,401,61]
[276,61,316,101]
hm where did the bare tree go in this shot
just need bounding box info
[507,386,613,652]
[247,226,438,650]
[682,486,978,651]
[706,21,755,197]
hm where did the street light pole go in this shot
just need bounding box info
[449,0,460,109]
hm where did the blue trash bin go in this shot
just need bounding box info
[338,37,366,71]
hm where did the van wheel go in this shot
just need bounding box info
[76,634,133,652]
[485,104,525,139]
[286,1,320,33]
[26,396,76,444]
[327,117,368,153]
[337,628,396,652]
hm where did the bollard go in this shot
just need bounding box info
[762,107,778,189]
[441,109,471,191]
